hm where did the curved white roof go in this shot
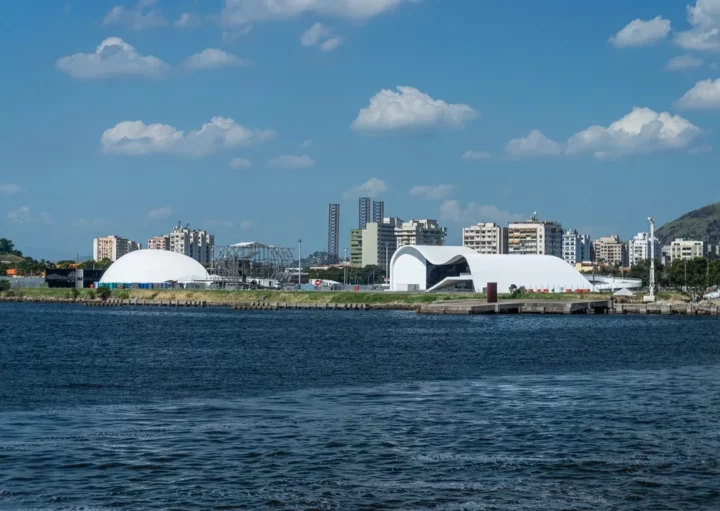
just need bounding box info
[391,245,591,293]
[100,250,210,284]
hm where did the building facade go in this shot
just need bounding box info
[361,222,398,269]
[358,197,371,229]
[328,203,340,263]
[508,215,563,257]
[579,234,593,263]
[395,219,446,248]
[92,235,141,262]
[148,236,170,251]
[628,232,660,267]
[463,222,508,254]
[592,235,628,266]
[350,229,363,267]
[670,239,704,262]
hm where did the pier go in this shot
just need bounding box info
[417,299,612,315]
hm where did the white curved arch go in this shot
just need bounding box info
[101,249,210,284]
[390,245,592,293]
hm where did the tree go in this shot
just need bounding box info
[0,238,15,253]
[0,279,10,292]
[667,257,718,298]
[97,287,112,301]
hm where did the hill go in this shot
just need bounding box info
[656,202,720,245]
[0,252,26,263]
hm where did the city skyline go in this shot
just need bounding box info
[2,1,720,261]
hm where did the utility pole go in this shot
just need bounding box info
[645,217,656,302]
[344,247,347,286]
[298,238,302,289]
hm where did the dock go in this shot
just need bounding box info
[418,299,612,315]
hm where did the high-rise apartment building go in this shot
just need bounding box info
[508,215,563,257]
[562,229,582,265]
[372,201,385,224]
[628,232,660,267]
[358,197,371,229]
[361,222,397,270]
[148,236,170,251]
[153,223,215,263]
[92,235,141,262]
[328,203,340,263]
[670,239,704,262]
[592,235,628,266]
[463,222,507,254]
[395,219,446,248]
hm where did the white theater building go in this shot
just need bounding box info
[390,246,592,293]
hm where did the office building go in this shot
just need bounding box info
[661,245,672,267]
[670,239,704,262]
[592,235,628,266]
[148,236,170,251]
[395,219,446,248]
[508,214,563,257]
[628,232,660,267]
[372,201,385,224]
[358,197,371,229]
[463,222,508,254]
[92,235,141,262]
[328,203,340,263]
[361,222,397,269]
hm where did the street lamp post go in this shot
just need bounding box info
[344,247,347,286]
[645,217,656,302]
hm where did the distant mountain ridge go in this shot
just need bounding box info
[656,202,720,245]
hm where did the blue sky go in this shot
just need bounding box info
[2,0,720,260]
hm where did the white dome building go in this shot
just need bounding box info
[100,250,210,284]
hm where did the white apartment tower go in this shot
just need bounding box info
[156,223,215,264]
[508,214,563,257]
[562,229,582,265]
[628,232,660,267]
[395,219,446,248]
[463,223,508,254]
[92,235,141,262]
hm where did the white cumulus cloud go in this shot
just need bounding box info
[229,157,252,169]
[102,117,276,157]
[175,12,202,28]
[56,37,169,79]
[343,178,387,199]
[506,107,702,159]
[674,0,720,51]
[409,184,455,200]
[609,16,671,48]
[440,201,523,225]
[185,49,249,70]
[266,154,317,168]
[148,206,172,220]
[352,86,477,132]
[104,0,167,30]
[301,23,344,51]
[8,206,53,224]
[462,150,491,161]
[505,130,562,158]
[0,184,21,195]
[676,77,720,108]
[667,54,705,70]
[222,0,416,25]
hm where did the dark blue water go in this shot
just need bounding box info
[2,304,720,510]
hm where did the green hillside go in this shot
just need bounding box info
[0,252,25,263]
[656,202,720,245]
